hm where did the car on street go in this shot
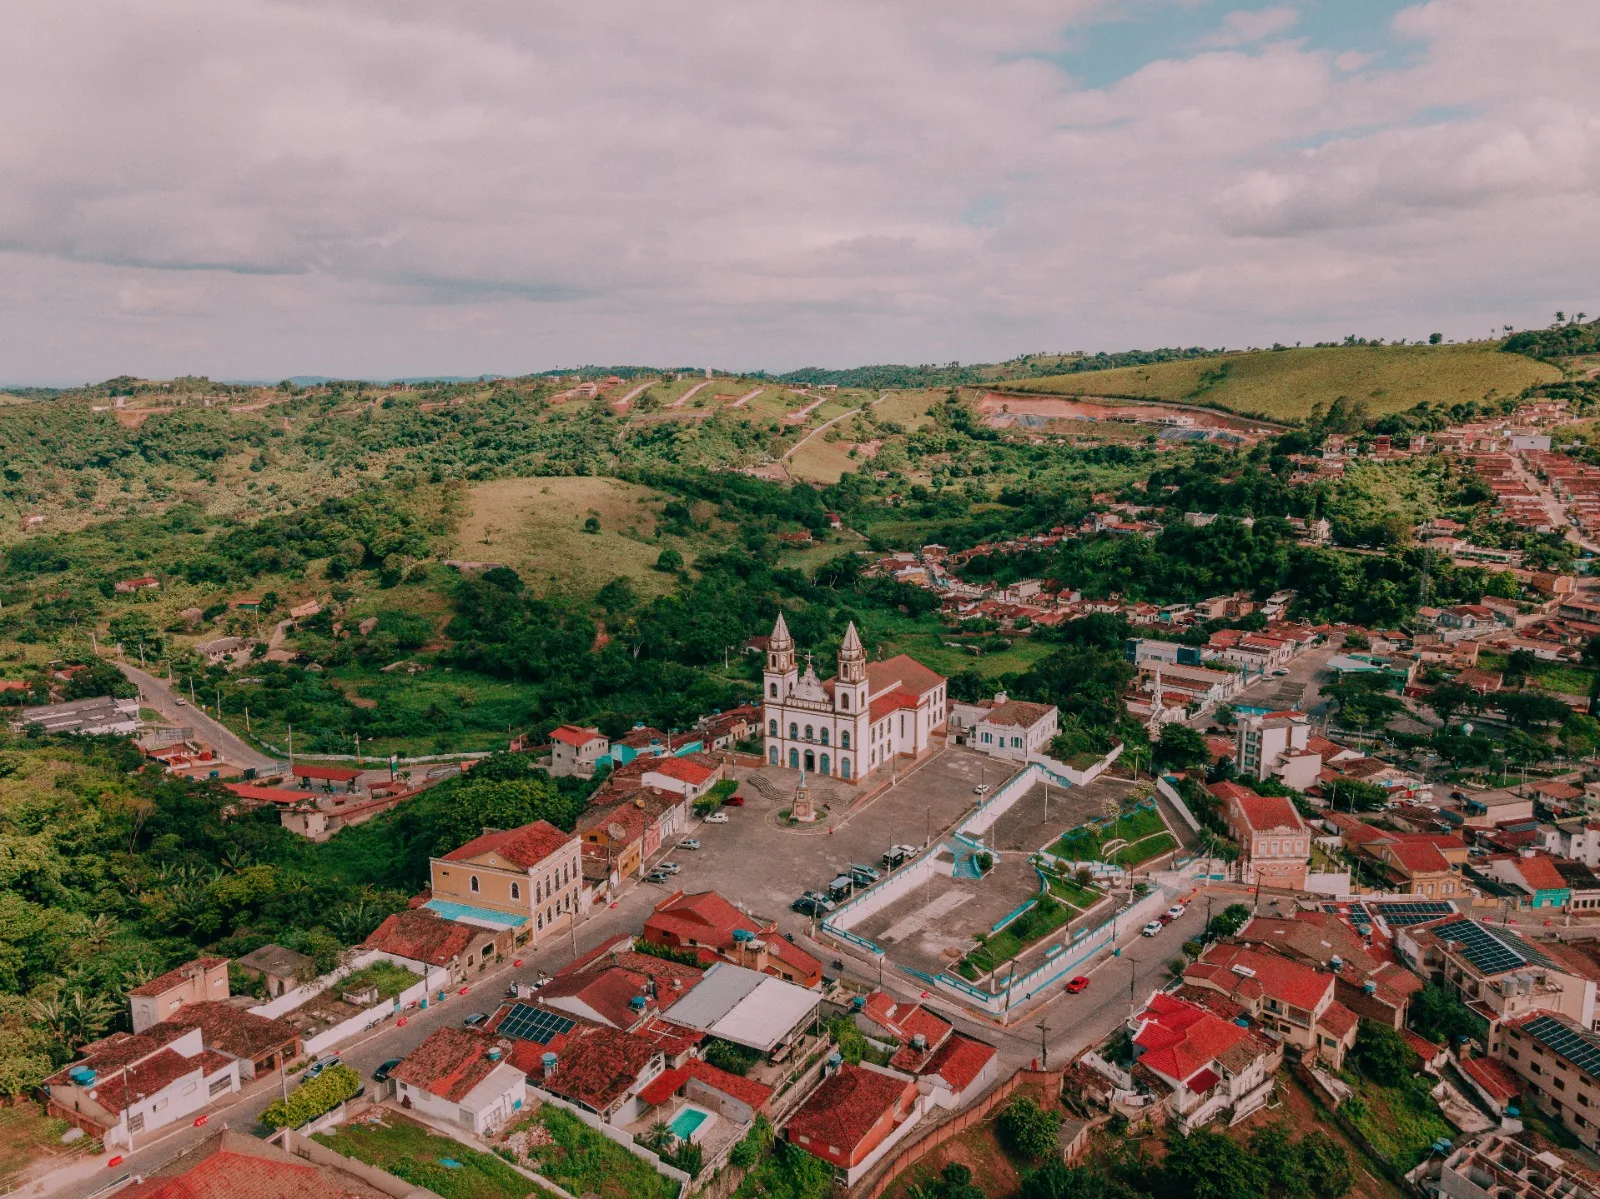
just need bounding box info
[174,697,187,706]
[658,861,682,874]
[724,794,746,806]
[645,869,670,884]
[827,876,854,902]
[462,1012,489,1028]
[304,1055,342,1080]
[372,1059,402,1082]
[1272,668,1289,676]
[849,863,881,886]
[1166,904,1186,921]
[703,812,730,824]
[679,838,701,850]
[882,844,918,869]
[791,891,835,917]
[1141,921,1164,937]
[972,783,990,795]
[1065,975,1090,994]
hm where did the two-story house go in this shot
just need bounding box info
[429,821,583,947]
[1211,782,1310,891]
[1183,942,1358,1068]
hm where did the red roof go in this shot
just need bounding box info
[645,756,717,786]
[1460,1054,1523,1106]
[636,1059,774,1111]
[1513,853,1570,892]
[392,1027,503,1102]
[442,820,575,869]
[224,783,320,804]
[539,966,656,1028]
[869,691,922,722]
[1318,1001,1358,1039]
[860,992,951,1048]
[543,1024,659,1113]
[363,909,477,967]
[550,724,604,748]
[145,1003,298,1062]
[290,764,364,782]
[1207,780,1259,804]
[117,1132,360,1199]
[1186,943,1333,1013]
[919,1034,996,1093]
[786,1064,914,1158]
[1379,841,1453,875]
[1231,792,1307,834]
[1133,993,1247,1086]
[81,1048,207,1116]
[865,655,946,700]
[1402,1028,1447,1062]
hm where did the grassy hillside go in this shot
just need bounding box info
[1005,343,1562,423]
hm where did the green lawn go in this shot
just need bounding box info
[313,1115,552,1199]
[336,960,423,1000]
[955,898,1071,981]
[1478,652,1597,697]
[1338,1075,1452,1172]
[1038,867,1102,910]
[1051,805,1166,863]
[1114,832,1178,867]
[512,1106,678,1199]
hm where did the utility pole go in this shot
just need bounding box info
[1036,1022,1051,1070]
[189,677,196,706]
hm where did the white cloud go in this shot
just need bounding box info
[0,0,1595,380]
[1196,6,1300,49]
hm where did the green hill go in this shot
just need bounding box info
[1003,343,1562,423]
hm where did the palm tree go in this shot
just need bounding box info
[642,1122,674,1154]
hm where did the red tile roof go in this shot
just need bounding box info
[786,1064,913,1158]
[1133,993,1248,1085]
[632,1016,704,1058]
[1402,1029,1447,1062]
[869,691,922,722]
[540,966,656,1028]
[1379,841,1453,875]
[1460,1054,1523,1106]
[442,820,575,869]
[290,765,365,782]
[645,756,718,786]
[550,724,604,748]
[1513,852,1571,892]
[145,1003,299,1063]
[1318,1001,1358,1039]
[636,1059,774,1111]
[982,701,1056,729]
[866,655,946,699]
[363,908,477,967]
[84,1049,206,1116]
[1231,792,1307,834]
[224,783,322,804]
[1207,780,1259,804]
[392,1027,502,1102]
[128,957,228,999]
[860,992,952,1048]
[1186,943,1333,1013]
[544,1024,659,1113]
[644,892,818,980]
[919,1034,996,1093]
[117,1131,378,1199]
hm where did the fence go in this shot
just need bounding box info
[851,1069,1064,1199]
[527,1085,692,1194]
[1155,777,1202,833]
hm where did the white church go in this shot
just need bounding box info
[761,614,949,782]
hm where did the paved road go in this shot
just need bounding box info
[1509,448,1600,553]
[115,661,280,772]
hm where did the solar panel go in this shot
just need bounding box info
[1524,1015,1600,1080]
[497,1003,575,1045]
[1370,901,1455,927]
[1431,919,1554,974]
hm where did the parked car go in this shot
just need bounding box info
[679,838,701,850]
[827,876,854,902]
[462,1012,489,1028]
[304,1055,342,1080]
[723,794,746,806]
[1065,975,1090,994]
[882,844,918,869]
[658,861,682,874]
[645,869,670,884]
[972,783,990,795]
[703,812,730,824]
[849,863,881,886]
[791,891,835,917]
[372,1059,402,1082]
[1166,904,1186,921]
[174,697,187,706]
[1272,668,1289,676]
[1141,921,1163,938]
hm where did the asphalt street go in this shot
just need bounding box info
[115,661,280,772]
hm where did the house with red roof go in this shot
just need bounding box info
[362,907,502,986]
[535,1022,667,1122]
[1370,839,1462,899]
[1237,911,1424,1029]
[128,956,230,1033]
[644,890,822,988]
[850,991,998,1109]
[784,1063,924,1183]
[429,819,583,948]
[539,965,661,1031]
[43,1022,243,1147]
[1129,992,1282,1131]
[1485,851,1575,909]
[1213,782,1310,891]
[391,1026,527,1135]
[637,1058,774,1127]
[641,752,724,800]
[1183,942,1357,1069]
[549,724,608,778]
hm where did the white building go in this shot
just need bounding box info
[1236,710,1322,791]
[391,1027,528,1136]
[761,616,947,782]
[973,699,1058,761]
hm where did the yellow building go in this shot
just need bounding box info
[428,820,582,946]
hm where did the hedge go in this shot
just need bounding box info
[262,1064,362,1130]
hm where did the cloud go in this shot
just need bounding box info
[0,0,1595,380]
[1197,6,1300,49]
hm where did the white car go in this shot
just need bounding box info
[972,783,990,796]
[703,812,730,824]
[679,838,701,850]
[1141,921,1163,937]
[658,861,682,874]
[1166,904,1186,921]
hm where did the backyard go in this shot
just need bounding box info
[313,1114,555,1199]
[337,960,423,1000]
[502,1104,679,1199]
[0,1104,75,1188]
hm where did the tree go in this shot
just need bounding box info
[654,548,684,573]
[1352,1019,1415,1086]
[1208,903,1252,939]
[1325,676,1403,732]
[997,1096,1062,1161]
[1324,777,1389,812]
[1249,1123,1309,1199]
[1426,682,1477,725]
[1411,983,1487,1046]
[1021,1163,1148,1199]
[1299,1132,1354,1199]
[583,515,601,534]
[1155,723,1208,771]
[1499,691,1569,730]
[1506,649,1537,682]
[1161,1129,1268,1199]
[1429,332,1443,344]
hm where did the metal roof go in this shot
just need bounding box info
[662,962,818,1052]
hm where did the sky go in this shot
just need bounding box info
[1,0,1597,383]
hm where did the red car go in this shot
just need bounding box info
[1065,975,1090,994]
[723,794,746,807]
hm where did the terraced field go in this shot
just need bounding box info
[1005,343,1561,422]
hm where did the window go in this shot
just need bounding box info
[982,732,992,744]
[470,875,480,893]
[1011,736,1021,748]
[840,694,850,709]
[769,719,777,736]
[820,728,829,746]
[537,913,543,930]
[209,1075,232,1096]
[769,682,777,697]
[805,725,813,741]
[789,722,798,739]
[512,882,521,900]
[769,746,778,764]
[841,730,850,749]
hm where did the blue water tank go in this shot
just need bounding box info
[827,1052,843,1069]
[851,995,866,1011]
[68,1066,97,1086]
[541,1052,558,1075]
[733,929,755,944]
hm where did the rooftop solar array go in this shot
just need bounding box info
[497,1003,575,1045]
[1369,901,1456,926]
[1430,919,1556,974]
[1523,1014,1600,1080]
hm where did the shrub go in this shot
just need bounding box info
[997,1096,1061,1161]
[261,1065,361,1129]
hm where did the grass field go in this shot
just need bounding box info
[314,1115,554,1199]
[786,437,863,484]
[0,1104,73,1185]
[454,476,706,596]
[872,390,942,430]
[510,1106,677,1199]
[1478,652,1597,697]
[1005,344,1562,423]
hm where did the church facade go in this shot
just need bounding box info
[761,615,949,783]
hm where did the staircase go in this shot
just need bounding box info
[951,843,984,880]
[745,773,782,800]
